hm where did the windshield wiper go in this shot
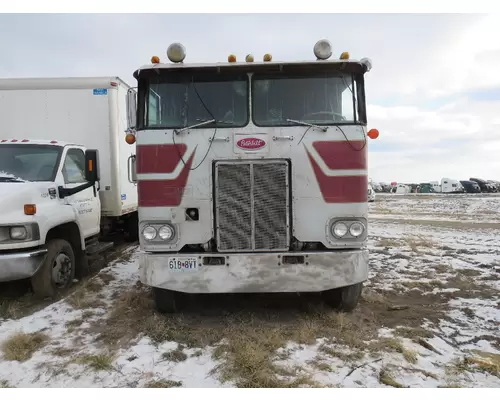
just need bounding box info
[0,176,25,182]
[175,118,235,134]
[286,119,328,132]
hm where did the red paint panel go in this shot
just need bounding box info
[136,144,187,174]
[312,141,367,170]
[307,150,368,203]
[138,151,195,207]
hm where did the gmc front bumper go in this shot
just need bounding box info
[0,248,48,283]
[139,249,369,293]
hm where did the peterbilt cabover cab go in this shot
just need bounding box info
[126,39,379,313]
[0,140,102,297]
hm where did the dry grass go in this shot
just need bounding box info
[78,274,451,388]
[51,347,75,358]
[375,238,400,248]
[0,300,22,320]
[1,331,50,361]
[404,234,436,253]
[379,368,404,388]
[72,352,115,371]
[144,379,182,388]
[369,338,419,364]
[1,380,13,388]
[162,345,188,362]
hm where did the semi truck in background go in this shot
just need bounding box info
[0,77,138,298]
[124,40,379,313]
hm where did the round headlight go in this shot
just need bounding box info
[142,226,157,241]
[313,39,333,60]
[10,226,27,240]
[332,222,348,237]
[349,222,365,237]
[158,225,175,241]
[167,43,186,63]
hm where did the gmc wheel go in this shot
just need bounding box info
[31,239,76,299]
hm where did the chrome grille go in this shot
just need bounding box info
[215,160,290,252]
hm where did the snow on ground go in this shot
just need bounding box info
[1,194,499,388]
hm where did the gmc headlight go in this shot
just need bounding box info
[142,226,157,241]
[158,224,175,241]
[10,226,28,240]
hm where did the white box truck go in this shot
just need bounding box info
[0,77,138,298]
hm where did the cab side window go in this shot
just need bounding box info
[63,149,86,184]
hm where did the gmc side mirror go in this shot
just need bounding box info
[85,149,100,183]
[126,88,137,130]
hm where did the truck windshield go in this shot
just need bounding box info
[144,72,249,129]
[252,71,363,127]
[0,144,62,182]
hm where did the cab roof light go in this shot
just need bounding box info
[360,57,373,72]
[50,140,58,144]
[314,39,332,60]
[245,54,254,62]
[151,56,160,64]
[263,53,272,62]
[167,43,186,63]
[340,51,350,60]
[228,54,237,63]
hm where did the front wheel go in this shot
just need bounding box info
[31,239,76,299]
[153,287,184,313]
[322,282,363,312]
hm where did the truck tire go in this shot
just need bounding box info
[153,287,183,313]
[322,282,363,312]
[31,239,76,299]
[125,214,139,242]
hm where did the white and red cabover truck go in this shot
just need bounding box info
[124,40,379,313]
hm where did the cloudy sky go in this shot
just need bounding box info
[0,13,498,183]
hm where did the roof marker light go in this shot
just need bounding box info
[360,57,373,72]
[340,51,350,60]
[263,53,272,62]
[151,56,160,64]
[22,139,29,142]
[167,43,186,63]
[50,140,58,144]
[228,54,237,63]
[11,139,18,142]
[314,39,333,60]
[245,54,254,62]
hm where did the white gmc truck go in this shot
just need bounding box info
[0,77,138,298]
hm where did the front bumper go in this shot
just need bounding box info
[139,249,369,293]
[0,248,48,283]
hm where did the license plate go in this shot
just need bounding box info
[168,257,199,272]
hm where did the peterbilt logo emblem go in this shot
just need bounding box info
[236,138,266,150]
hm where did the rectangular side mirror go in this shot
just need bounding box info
[85,149,100,182]
[126,88,137,130]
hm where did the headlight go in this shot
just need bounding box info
[349,222,365,237]
[158,225,175,241]
[332,222,348,237]
[10,226,28,240]
[142,226,157,241]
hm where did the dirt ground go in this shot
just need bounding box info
[0,194,499,388]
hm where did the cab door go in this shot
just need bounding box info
[61,147,101,238]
